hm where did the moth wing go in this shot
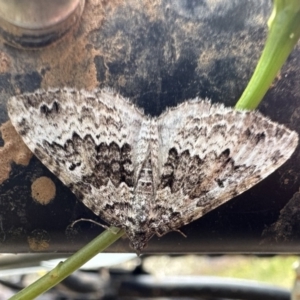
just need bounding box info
[7,88,145,225]
[153,99,298,233]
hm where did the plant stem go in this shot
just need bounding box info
[9,227,125,300]
[235,0,300,110]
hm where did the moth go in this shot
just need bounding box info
[7,88,298,252]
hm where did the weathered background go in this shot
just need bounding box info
[0,0,299,253]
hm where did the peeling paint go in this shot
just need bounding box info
[40,0,125,90]
[0,121,32,184]
[0,51,10,73]
[31,177,56,205]
[27,229,50,251]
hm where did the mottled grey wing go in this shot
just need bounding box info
[7,88,145,226]
[153,99,298,235]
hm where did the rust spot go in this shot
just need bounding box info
[0,121,32,184]
[27,229,50,251]
[40,0,124,90]
[31,176,56,205]
[0,51,10,73]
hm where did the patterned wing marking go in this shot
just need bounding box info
[154,99,298,235]
[7,88,145,225]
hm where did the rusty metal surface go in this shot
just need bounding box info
[0,0,299,254]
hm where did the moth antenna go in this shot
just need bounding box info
[71,218,110,230]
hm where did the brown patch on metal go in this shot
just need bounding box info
[40,0,124,90]
[0,121,32,184]
[0,51,10,73]
[27,229,50,251]
[31,177,56,205]
[141,0,163,21]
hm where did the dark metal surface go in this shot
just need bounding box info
[0,0,300,254]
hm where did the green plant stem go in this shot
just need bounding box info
[9,227,125,300]
[235,0,300,110]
